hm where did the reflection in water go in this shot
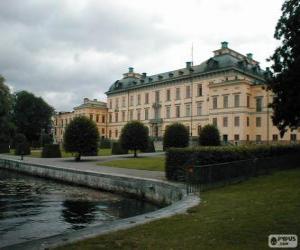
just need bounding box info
[0,169,159,248]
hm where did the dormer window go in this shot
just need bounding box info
[158,75,163,80]
[148,77,153,83]
[179,70,184,75]
[169,73,174,77]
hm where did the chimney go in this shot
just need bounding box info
[247,53,253,60]
[186,61,192,68]
[84,98,89,103]
[128,67,134,73]
[221,41,228,49]
[142,72,147,78]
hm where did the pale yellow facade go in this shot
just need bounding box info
[54,42,300,144]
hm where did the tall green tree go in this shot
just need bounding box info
[0,75,14,145]
[120,121,148,158]
[13,91,54,144]
[63,116,100,161]
[267,0,300,136]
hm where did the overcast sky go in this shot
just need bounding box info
[0,0,283,111]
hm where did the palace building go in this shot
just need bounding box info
[53,42,299,144]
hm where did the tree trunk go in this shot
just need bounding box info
[134,149,137,158]
[75,153,81,161]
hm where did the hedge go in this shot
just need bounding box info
[112,142,128,155]
[42,144,62,158]
[15,142,31,156]
[0,143,9,153]
[166,144,300,182]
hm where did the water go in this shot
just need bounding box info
[0,169,160,248]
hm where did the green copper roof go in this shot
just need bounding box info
[107,48,267,95]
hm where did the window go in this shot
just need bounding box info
[122,96,126,107]
[223,95,228,108]
[256,135,262,142]
[122,111,126,122]
[234,116,240,127]
[234,94,240,107]
[234,134,240,141]
[223,134,228,142]
[137,94,141,105]
[223,117,228,127]
[197,84,202,96]
[109,130,112,138]
[90,114,93,120]
[109,99,112,109]
[166,106,171,119]
[256,97,263,112]
[102,115,105,123]
[197,102,202,116]
[115,130,118,138]
[115,112,118,122]
[137,109,141,121]
[186,85,191,98]
[116,98,119,108]
[247,117,250,127]
[197,125,202,135]
[246,135,250,141]
[273,134,278,141]
[129,110,133,120]
[213,96,218,109]
[96,114,99,123]
[247,95,250,108]
[185,103,191,117]
[213,118,217,127]
[145,93,149,104]
[176,88,181,100]
[176,105,180,118]
[291,134,297,142]
[130,95,134,106]
[145,109,149,120]
[166,89,171,101]
[155,91,160,102]
[256,117,261,127]
[109,113,112,123]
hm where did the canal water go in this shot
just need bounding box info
[0,169,160,248]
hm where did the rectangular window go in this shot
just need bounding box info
[256,135,262,142]
[102,115,105,123]
[234,134,240,141]
[176,88,181,100]
[223,95,228,108]
[223,117,228,127]
[246,135,250,141]
[247,117,250,127]
[197,84,202,96]
[145,93,149,104]
[256,117,261,127]
[155,91,160,103]
[247,95,250,108]
[137,94,141,105]
[273,134,278,141]
[137,110,141,121]
[256,97,263,112]
[116,98,119,108]
[109,130,112,138]
[213,117,217,127]
[166,106,171,119]
[115,112,118,122]
[109,99,112,109]
[96,114,99,123]
[122,96,126,107]
[122,111,126,122]
[129,110,133,120]
[115,130,118,138]
[196,102,202,116]
[109,113,112,123]
[90,114,93,120]
[130,96,134,106]
[291,134,297,142]
[176,105,180,118]
[213,96,218,109]
[197,125,202,135]
[234,94,240,107]
[145,109,149,120]
[234,116,240,127]
[166,89,171,101]
[185,103,191,117]
[186,85,191,98]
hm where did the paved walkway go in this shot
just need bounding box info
[0,152,165,180]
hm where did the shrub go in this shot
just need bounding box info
[120,121,148,157]
[42,144,61,158]
[166,144,300,181]
[163,123,189,149]
[111,142,128,155]
[199,124,221,146]
[63,116,99,161]
[99,138,112,149]
[0,143,9,153]
[141,138,156,153]
[14,133,30,155]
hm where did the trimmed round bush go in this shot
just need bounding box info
[63,116,99,161]
[42,144,61,158]
[163,123,189,149]
[199,124,221,146]
[141,138,156,153]
[111,142,128,155]
[14,133,31,155]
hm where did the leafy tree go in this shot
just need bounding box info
[267,0,300,136]
[13,91,54,145]
[163,123,189,149]
[0,75,14,144]
[120,121,148,158]
[14,133,31,155]
[40,133,53,147]
[199,124,221,146]
[63,116,99,161]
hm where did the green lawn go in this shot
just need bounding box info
[58,168,300,250]
[98,156,165,171]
